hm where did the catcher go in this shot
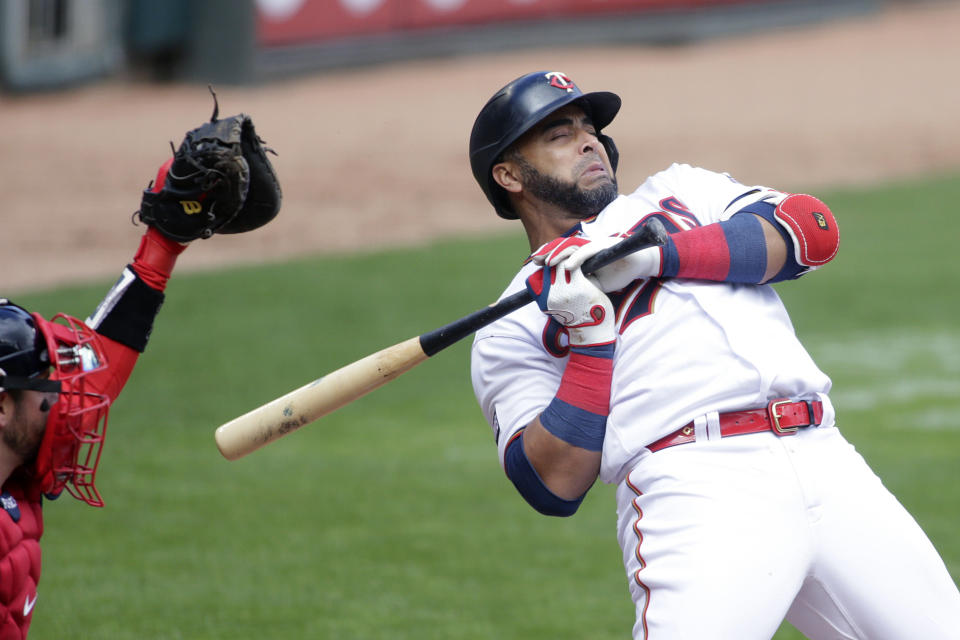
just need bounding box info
[0,103,280,638]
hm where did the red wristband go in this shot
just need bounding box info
[539,343,615,451]
[555,347,614,416]
[131,226,187,291]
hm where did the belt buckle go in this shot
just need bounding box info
[768,398,798,436]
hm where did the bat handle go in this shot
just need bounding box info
[580,217,669,275]
[419,290,530,356]
[418,218,668,356]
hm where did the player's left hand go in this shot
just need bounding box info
[137,96,282,243]
[532,234,662,292]
[525,262,615,348]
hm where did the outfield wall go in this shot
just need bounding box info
[257,0,778,45]
[0,0,123,91]
[0,0,880,91]
[251,0,880,79]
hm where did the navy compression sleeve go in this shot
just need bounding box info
[503,431,585,517]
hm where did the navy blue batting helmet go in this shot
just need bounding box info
[469,71,621,220]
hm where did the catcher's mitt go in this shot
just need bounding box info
[137,94,281,242]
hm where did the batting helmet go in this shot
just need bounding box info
[469,71,622,220]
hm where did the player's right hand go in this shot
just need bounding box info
[525,262,616,348]
[532,234,663,293]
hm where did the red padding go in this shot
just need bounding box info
[774,194,839,266]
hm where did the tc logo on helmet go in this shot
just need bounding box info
[544,71,576,92]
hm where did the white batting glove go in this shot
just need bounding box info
[525,261,616,348]
[531,235,662,293]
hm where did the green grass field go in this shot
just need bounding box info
[16,173,960,639]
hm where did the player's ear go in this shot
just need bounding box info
[492,160,523,194]
[0,391,11,429]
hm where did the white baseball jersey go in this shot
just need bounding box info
[471,163,960,638]
[471,163,831,485]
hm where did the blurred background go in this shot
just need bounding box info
[0,0,887,91]
[3,0,958,296]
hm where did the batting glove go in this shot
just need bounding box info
[532,234,662,293]
[525,261,616,348]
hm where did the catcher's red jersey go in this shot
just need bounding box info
[0,334,139,639]
[0,483,42,640]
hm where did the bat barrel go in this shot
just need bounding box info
[214,337,428,460]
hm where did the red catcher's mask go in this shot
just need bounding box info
[30,313,111,507]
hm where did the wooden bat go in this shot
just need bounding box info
[214,219,668,460]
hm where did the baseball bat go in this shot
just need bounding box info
[214,218,668,460]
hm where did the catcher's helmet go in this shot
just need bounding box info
[0,298,113,507]
[0,299,53,390]
[469,71,622,220]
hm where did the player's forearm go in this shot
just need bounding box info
[696,192,839,284]
[502,423,598,517]
[511,252,614,513]
[522,341,612,502]
[86,227,186,354]
[561,194,838,291]
[757,216,787,282]
[523,416,601,499]
[81,227,188,400]
[129,225,188,291]
[659,213,776,283]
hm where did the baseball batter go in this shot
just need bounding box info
[468,71,960,638]
[0,108,280,638]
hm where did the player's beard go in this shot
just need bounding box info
[515,156,618,219]
[2,395,47,463]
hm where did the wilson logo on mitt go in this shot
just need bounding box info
[180,201,202,215]
[136,89,282,242]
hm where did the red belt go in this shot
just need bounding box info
[647,398,824,453]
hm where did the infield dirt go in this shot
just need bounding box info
[2,2,958,294]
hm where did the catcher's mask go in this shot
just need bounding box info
[0,299,110,507]
[469,71,622,220]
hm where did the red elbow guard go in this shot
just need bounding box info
[774,194,839,267]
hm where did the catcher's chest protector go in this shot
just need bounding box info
[0,483,42,639]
